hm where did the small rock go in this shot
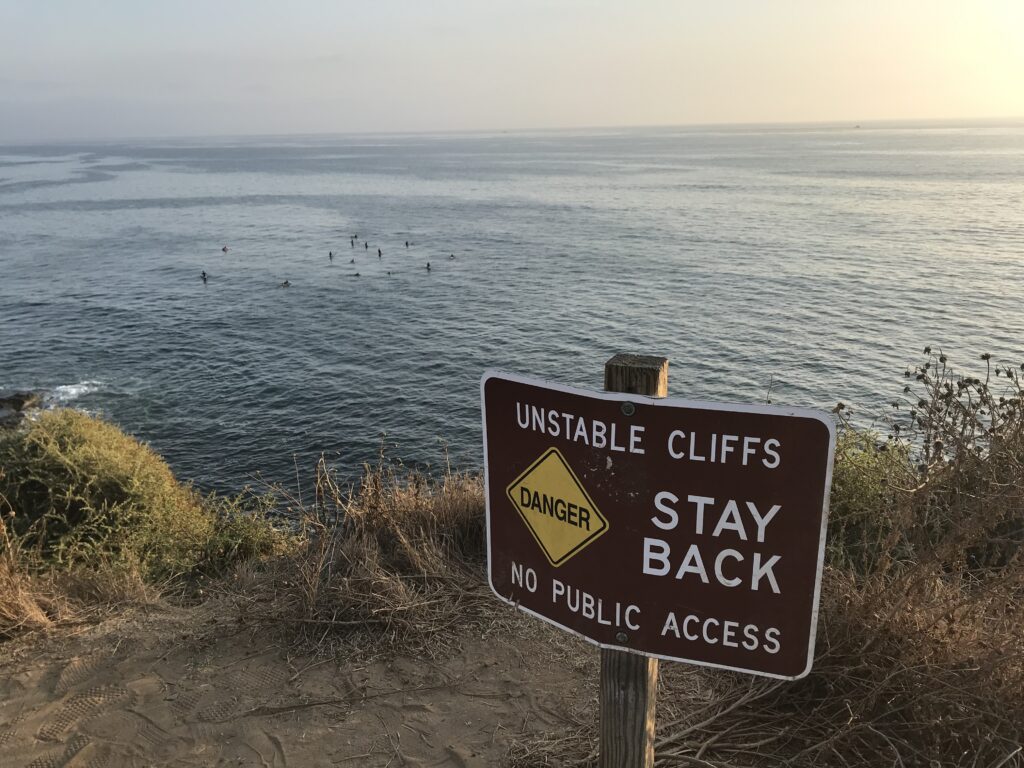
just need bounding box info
[0,390,42,428]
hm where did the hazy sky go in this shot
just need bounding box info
[1,0,1022,141]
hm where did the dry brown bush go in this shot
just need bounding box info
[247,457,491,656]
[630,567,1023,767]
[0,552,59,638]
[0,494,70,637]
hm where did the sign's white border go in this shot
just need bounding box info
[480,369,837,681]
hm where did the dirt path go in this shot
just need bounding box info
[0,601,593,767]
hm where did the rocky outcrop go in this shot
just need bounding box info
[0,391,41,428]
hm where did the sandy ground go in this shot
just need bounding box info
[0,600,595,767]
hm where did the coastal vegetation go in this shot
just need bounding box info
[2,350,1022,765]
[0,408,284,634]
[240,457,489,656]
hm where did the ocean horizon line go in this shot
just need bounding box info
[3,114,1024,149]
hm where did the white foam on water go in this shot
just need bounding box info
[46,380,103,405]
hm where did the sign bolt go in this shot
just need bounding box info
[615,631,628,643]
[620,402,636,416]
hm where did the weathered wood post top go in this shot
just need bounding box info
[604,354,669,396]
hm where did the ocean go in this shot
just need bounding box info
[2,123,1022,493]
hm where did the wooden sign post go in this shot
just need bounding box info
[599,354,667,768]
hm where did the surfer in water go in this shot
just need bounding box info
[279,280,291,288]
[201,271,207,283]
[405,241,409,248]
[378,248,382,259]
[426,262,431,272]
[221,245,229,253]
[365,242,368,250]
[329,251,333,261]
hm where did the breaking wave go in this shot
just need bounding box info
[45,380,103,405]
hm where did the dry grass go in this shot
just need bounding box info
[626,567,1023,767]
[244,457,492,656]
[0,565,61,638]
[0,522,62,638]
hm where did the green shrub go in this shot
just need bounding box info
[200,488,291,576]
[828,351,1024,576]
[827,429,913,574]
[0,409,280,582]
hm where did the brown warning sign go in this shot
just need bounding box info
[481,371,835,680]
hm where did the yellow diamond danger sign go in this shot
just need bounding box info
[506,447,608,566]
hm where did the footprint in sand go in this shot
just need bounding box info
[54,657,107,696]
[20,733,92,768]
[36,686,135,742]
